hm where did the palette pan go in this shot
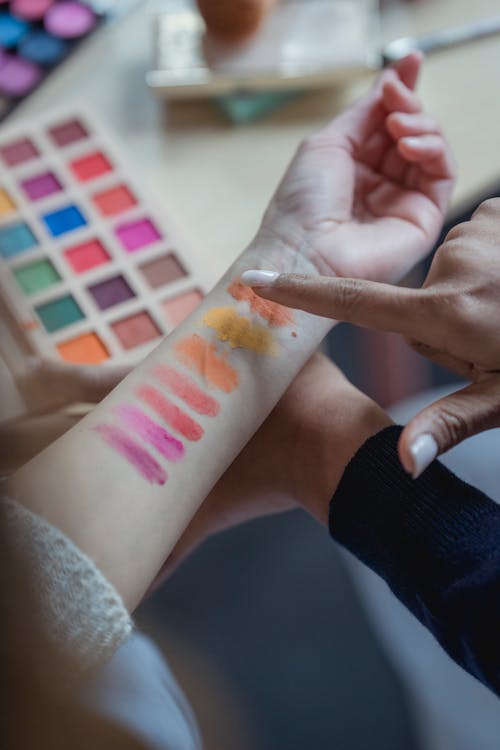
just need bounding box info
[0,110,208,368]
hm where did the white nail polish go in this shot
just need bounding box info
[241,269,279,287]
[410,434,438,479]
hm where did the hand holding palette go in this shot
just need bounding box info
[0,111,207,373]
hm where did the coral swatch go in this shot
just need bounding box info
[94,424,167,485]
[137,385,204,442]
[175,334,239,393]
[152,365,220,417]
[203,307,276,354]
[228,279,293,326]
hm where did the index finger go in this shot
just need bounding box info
[241,271,430,340]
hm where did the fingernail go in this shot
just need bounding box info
[409,433,438,479]
[241,270,279,287]
[403,136,421,149]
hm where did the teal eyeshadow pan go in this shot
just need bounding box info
[35,294,84,333]
[43,204,86,237]
[0,221,37,258]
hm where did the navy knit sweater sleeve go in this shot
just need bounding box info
[329,425,500,697]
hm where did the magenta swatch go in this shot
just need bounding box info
[94,423,167,485]
[115,404,184,462]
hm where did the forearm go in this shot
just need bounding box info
[6,236,330,610]
[329,426,500,696]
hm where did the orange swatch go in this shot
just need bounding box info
[228,279,293,327]
[175,334,239,393]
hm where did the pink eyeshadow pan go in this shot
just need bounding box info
[111,311,161,351]
[115,218,162,253]
[163,289,203,327]
[0,137,39,167]
[21,171,62,201]
[64,239,110,273]
[48,118,88,147]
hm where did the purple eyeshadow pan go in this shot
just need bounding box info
[88,275,135,311]
[44,1,97,40]
[21,171,62,201]
[0,55,43,96]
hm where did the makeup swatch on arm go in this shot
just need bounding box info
[228,279,293,327]
[136,385,204,442]
[114,404,184,462]
[94,424,167,485]
[175,334,239,393]
[152,365,219,417]
[203,307,276,355]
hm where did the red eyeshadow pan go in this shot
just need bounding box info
[48,118,88,147]
[92,184,137,217]
[64,239,110,273]
[70,151,112,182]
[0,137,39,167]
[111,311,161,351]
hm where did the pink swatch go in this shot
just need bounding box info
[152,365,220,417]
[94,424,167,485]
[114,404,184,462]
[137,385,204,442]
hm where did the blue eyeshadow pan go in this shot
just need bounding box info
[19,31,68,66]
[0,222,37,258]
[43,205,87,237]
[0,13,29,48]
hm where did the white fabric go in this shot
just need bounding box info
[3,497,133,675]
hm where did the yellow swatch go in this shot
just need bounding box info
[203,307,276,355]
[0,188,16,216]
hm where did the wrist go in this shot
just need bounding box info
[245,228,321,278]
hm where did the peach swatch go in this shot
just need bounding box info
[228,279,293,327]
[175,334,239,393]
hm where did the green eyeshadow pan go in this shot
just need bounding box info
[35,294,84,333]
[13,258,61,295]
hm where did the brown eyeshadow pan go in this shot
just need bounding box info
[139,253,187,290]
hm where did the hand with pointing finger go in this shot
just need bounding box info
[243,197,500,478]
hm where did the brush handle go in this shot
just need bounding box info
[382,14,500,65]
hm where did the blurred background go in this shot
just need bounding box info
[2,0,500,748]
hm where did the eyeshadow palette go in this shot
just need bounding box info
[0,1,138,122]
[0,111,207,368]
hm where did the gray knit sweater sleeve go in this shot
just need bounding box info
[3,496,132,675]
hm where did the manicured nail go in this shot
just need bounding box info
[241,270,279,287]
[410,433,438,478]
[403,136,421,149]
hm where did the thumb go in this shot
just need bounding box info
[399,376,500,478]
[241,271,428,340]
